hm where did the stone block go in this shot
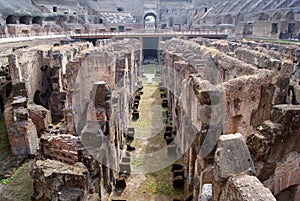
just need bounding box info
[14,108,28,121]
[167,144,177,157]
[28,104,52,136]
[30,159,89,201]
[214,133,255,182]
[11,96,27,109]
[199,184,212,201]
[219,175,276,201]
[270,105,300,130]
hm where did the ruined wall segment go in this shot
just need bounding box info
[159,37,298,200]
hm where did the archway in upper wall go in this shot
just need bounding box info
[144,12,157,30]
[20,16,30,25]
[273,12,282,20]
[258,13,269,21]
[224,15,233,24]
[236,13,244,24]
[6,15,18,24]
[32,16,43,26]
[286,11,294,21]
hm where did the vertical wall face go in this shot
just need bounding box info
[159,38,298,200]
[159,38,226,199]
[2,38,141,200]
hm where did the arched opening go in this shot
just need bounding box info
[55,16,66,26]
[20,16,30,25]
[32,16,43,26]
[68,16,76,23]
[273,12,282,20]
[224,15,233,24]
[144,13,157,30]
[99,18,103,24]
[286,11,294,21]
[236,13,244,24]
[216,16,222,25]
[276,185,298,201]
[258,13,269,21]
[117,7,124,12]
[6,15,18,24]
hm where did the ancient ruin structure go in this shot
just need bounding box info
[0,1,299,201]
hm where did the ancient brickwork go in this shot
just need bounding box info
[30,159,89,201]
[159,38,297,200]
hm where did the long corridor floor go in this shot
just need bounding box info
[111,64,184,201]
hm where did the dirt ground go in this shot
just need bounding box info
[111,64,184,201]
[0,117,33,201]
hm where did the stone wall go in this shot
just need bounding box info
[159,38,298,200]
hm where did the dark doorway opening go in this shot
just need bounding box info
[271,23,278,34]
[0,96,4,118]
[6,15,18,24]
[119,26,124,32]
[243,23,253,36]
[143,37,159,62]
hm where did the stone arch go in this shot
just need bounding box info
[143,12,157,29]
[258,13,269,21]
[216,16,222,25]
[55,16,66,26]
[236,13,244,24]
[273,11,283,20]
[286,11,294,21]
[19,16,30,25]
[68,16,76,23]
[6,15,18,24]
[224,15,233,24]
[32,16,43,26]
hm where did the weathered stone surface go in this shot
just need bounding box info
[270,105,300,130]
[199,184,212,201]
[214,133,255,182]
[28,104,52,136]
[263,152,300,197]
[219,175,276,201]
[30,159,89,201]
[41,134,84,165]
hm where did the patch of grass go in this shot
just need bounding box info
[0,178,9,185]
[138,166,183,196]
[132,157,146,167]
[143,64,157,74]
[0,159,33,201]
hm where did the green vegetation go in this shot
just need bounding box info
[143,64,156,74]
[129,64,184,198]
[138,166,183,196]
[132,157,146,167]
[0,159,33,201]
[0,117,33,201]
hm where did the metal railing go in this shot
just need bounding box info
[71,29,227,37]
[0,29,228,42]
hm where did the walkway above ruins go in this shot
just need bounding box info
[0,30,228,43]
[70,30,228,39]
